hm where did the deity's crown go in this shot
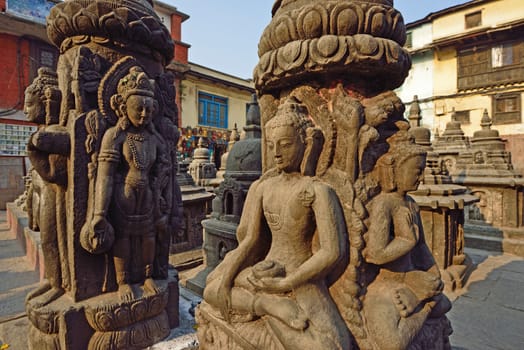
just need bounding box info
[117,66,155,100]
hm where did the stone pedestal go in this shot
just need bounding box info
[451,110,524,257]
[171,184,213,254]
[409,184,478,292]
[27,271,179,350]
[185,218,238,296]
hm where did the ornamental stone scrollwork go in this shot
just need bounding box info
[260,0,405,55]
[254,0,410,93]
[47,0,174,60]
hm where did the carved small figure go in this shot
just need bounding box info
[24,67,70,307]
[84,66,170,301]
[361,129,452,349]
[203,97,351,349]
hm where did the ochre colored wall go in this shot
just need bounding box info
[180,79,252,131]
[503,134,524,173]
[432,0,524,41]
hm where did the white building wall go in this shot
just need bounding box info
[397,23,436,135]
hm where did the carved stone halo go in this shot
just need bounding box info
[98,56,142,125]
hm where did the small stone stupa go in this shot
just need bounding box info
[186,94,262,296]
[451,110,524,256]
[432,109,471,175]
[407,97,478,292]
[189,137,217,188]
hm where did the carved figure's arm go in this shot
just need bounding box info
[27,125,70,186]
[80,128,121,254]
[30,125,70,155]
[364,197,418,265]
[286,184,347,290]
[93,129,121,217]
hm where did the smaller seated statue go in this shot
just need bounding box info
[360,126,452,349]
[201,97,351,349]
[83,66,170,302]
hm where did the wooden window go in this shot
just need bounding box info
[492,93,521,124]
[198,92,228,128]
[458,41,524,90]
[453,110,471,124]
[29,41,58,81]
[405,31,413,49]
[465,11,482,29]
[492,42,520,68]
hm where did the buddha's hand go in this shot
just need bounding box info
[248,275,293,294]
[80,214,114,254]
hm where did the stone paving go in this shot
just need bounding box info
[0,210,523,349]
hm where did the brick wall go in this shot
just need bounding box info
[170,13,182,42]
[0,33,31,110]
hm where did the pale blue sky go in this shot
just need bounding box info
[170,1,467,79]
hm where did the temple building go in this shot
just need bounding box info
[397,0,524,172]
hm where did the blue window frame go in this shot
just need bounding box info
[198,92,228,128]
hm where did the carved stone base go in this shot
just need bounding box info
[197,301,452,350]
[409,316,453,350]
[195,302,282,350]
[27,271,179,350]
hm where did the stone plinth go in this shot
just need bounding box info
[185,218,239,296]
[409,184,478,292]
[171,185,213,254]
[451,111,524,257]
[27,270,179,350]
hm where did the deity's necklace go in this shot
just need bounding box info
[126,133,147,170]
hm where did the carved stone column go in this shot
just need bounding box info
[197,1,453,349]
[25,1,181,349]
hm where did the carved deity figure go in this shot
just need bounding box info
[203,97,351,349]
[84,66,170,301]
[24,67,70,307]
[360,129,452,349]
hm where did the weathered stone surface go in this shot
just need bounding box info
[24,1,181,348]
[197,1,452,349]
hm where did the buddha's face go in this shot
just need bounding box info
[396,155,425,194]
[24,91,44,123]
[125,94,154,128]
[266,125,305,173]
